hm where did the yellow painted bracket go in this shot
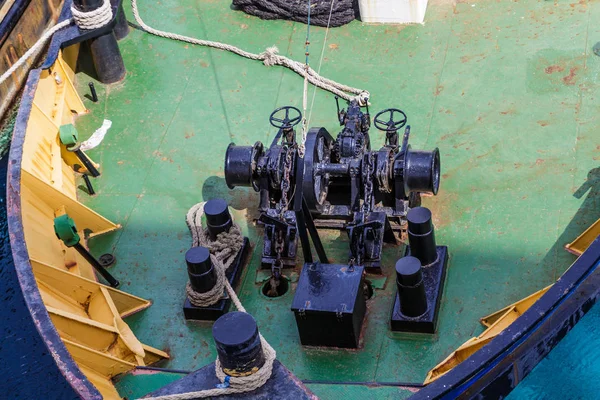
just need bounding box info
[565,218,600,256]
[37,260,169,399]
[424,285,552,385]
[479,285,552,328]
[31,259,152,318]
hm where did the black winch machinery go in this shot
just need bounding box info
[225,100,440,271]
[223,99,448,347]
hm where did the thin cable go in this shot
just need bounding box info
[307,0,336,128]
[299,0,312,157]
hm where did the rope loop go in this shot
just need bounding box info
[184,202,243,307]
[141,202,277,399]
[71,0,113,30]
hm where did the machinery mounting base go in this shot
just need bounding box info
[390,246,448,333]
[183,237,250,321]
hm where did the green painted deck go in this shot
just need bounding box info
[73,0,600,398]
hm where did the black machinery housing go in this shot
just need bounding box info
[224,100,441,271]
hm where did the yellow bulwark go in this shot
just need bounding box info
[424,285,551,385]
[565,218,600,256]
[20,45,168,398]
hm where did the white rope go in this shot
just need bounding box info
[0,20,72,86]
[0,0,113,86]
[71,0,113,30]
[143,202,276,399]
[184,202,242,307]
[130,0,369,105]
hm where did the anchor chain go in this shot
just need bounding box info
[268,144,294,295]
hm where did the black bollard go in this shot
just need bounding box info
[111,1,130,40]
[73,0,126,83]
[396,256,428,318]
[204,199,233,240]
[407,206,438,266]
[186,247,218,293]
[212,312,265,377]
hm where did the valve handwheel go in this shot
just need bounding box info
[373,108,407,132]
[269,106,303,129]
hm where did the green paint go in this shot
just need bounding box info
[73,0,600,397]
[59,124,79,146]
[53,214,80,247]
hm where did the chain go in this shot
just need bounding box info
[279,146,294,218]
[269,145,293,296]
[267,231,285,297]
[362,153,374,214]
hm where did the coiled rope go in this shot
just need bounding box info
[130,0,369,105]
[143,202,277,399]
[184,203,243,306]
[71,0,114,30]
[0,0,113,85]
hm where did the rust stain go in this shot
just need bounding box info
[428,190,459,230]
[544,65,564,74]
[435,85,444,96]
[562,67,579,85]
[537,120,549,126]
[328,43,339,50]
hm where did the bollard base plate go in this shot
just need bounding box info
[183,237,250,321]
[390,246,448,333]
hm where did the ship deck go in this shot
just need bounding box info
[73,0,600,398]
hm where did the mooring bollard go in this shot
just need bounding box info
[395,256,428,318]
[186,246,218,294]
[212,312,265,376]
[72,0,126,83]
[204,198,233,240]
[407,206,438,266]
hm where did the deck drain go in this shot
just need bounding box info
[363,280,374,300]
[262,277,289,298]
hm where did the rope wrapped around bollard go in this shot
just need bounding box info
[142,202,277,399]
[184,202,243,307]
